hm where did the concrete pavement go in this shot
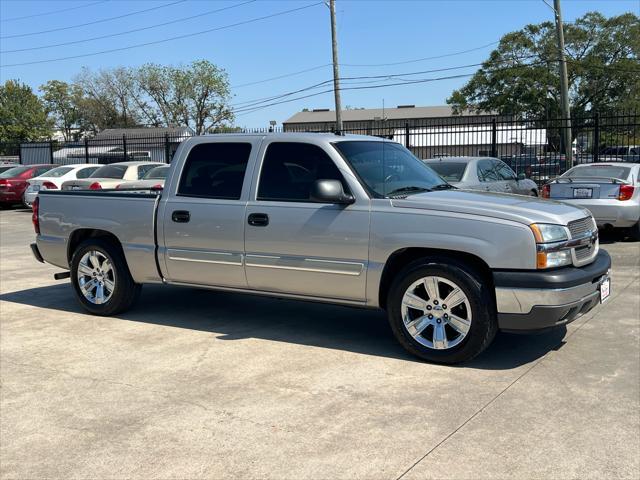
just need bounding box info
[1,208,638,479]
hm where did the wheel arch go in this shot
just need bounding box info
[378,247,494,310]
[67,228,124,263]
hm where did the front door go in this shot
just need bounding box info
[161,140,256,287]
[244,141,370,302]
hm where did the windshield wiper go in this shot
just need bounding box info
[432,183,456,190]
[386,186,431,197]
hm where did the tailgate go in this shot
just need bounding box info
[550,180,621,200]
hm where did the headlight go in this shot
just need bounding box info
[530,223,572,269]
[530,223,568,243]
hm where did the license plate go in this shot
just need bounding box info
[573,188,592,198]
[600,278,611,303]
[71,185,82,190]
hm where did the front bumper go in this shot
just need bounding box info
[494,250,611,332]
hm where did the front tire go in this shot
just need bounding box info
[387,258,497,364]
[70,238,141,315]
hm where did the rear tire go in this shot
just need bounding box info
[386,257,497,364]
[70,238,141,315]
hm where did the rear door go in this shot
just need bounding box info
[244,141,370,301]
[160,139,258,287]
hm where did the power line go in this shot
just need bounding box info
[0,3,323,68]
[0,0,108,23]
[0,0,187,39]
[231,41,501,90]
[341,40,501,67]
[1,0,258,53]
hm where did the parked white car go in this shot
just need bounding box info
[61,161,163,190]
[542,162,640,239]
[23,164,101,207]
[115,165,170,190]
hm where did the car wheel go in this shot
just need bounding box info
[70,238,141,316]
[22,193,32,209]
[530,189,538,197]
[387,258,497,364]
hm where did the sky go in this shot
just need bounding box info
[1,0,638,128]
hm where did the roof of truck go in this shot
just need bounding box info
[201,132,387,142]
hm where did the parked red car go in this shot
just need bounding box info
[0,164,55,207]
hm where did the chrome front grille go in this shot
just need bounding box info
[568,217,595,238]
[575,245,594,261]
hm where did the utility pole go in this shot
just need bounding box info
[553,0,573,168]
[329,0,343,134]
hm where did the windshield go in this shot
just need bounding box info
[41,166,73,178]
[333,141,447,197]
[564,165,631,180]
[0,166,30,178]
[90,164,128,179]
[425,162,467,182]
[143,166,169,180]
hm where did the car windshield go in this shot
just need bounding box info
[425,162,467,182]
[41,166,73,178]
[333,141,448,197]
[142,166,169,180]
[90,164,128,179]
[0,166,30,178]
[564,165,631,180]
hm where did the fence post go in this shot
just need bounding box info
[84,137,89,163]
[122,134,127,161]
[491,118,497,157]
[164,133,170,163]
[404,122,410,148]
[593,112,600,163]
[49,140,54,164]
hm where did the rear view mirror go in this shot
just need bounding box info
[310,179,354,205]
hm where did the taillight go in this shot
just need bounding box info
[41,181,58,190]
[115,184,121,189]
[151,184,163,189]
[89,182,102,190]
[541,184,550,198]
[619,185,634,201]
[32,197,40,234]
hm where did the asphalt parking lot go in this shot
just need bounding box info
[1,207,639,479]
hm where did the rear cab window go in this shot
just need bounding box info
[178,143,252,199]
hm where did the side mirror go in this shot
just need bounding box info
[518,172,526,180]
[310,179,354,205]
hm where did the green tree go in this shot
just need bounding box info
[447,12,640,117]
[39,80,83,141]
[0,79,52,142]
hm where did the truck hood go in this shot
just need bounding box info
[392,189,590,225]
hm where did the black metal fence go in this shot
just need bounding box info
[1,111,637,187]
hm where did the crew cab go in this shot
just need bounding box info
[31,133,611,364]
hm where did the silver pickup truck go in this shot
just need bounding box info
[31,133,611,364]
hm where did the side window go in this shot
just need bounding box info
[178,143,251,199]
[477,159,499,182]
[495,160,516,180]
[257,142,348,202]
[76,167,98,179]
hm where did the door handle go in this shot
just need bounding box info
[172,210,190,223]
[248,213,269,227]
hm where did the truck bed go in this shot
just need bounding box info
[37,190,163,284]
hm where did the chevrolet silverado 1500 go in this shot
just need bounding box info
[31,133,611,364]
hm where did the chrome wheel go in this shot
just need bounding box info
[400,276,472,350]
[77,250,115,305]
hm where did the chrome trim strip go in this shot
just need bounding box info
[167,249,243,266]
[245,254,364,276]
[495,277,605,314]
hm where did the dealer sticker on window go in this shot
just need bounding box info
[600,277,611,303]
